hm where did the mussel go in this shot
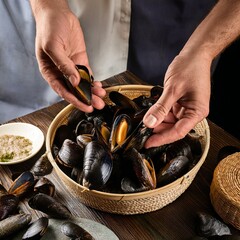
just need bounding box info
[121,148,156,193]
[63,65,93,105]
[0,213,32,238]
[82,141,113,190]
[22,216,49,240]
[33,177,55,197]
[31,154,53,177]
[8,171,35,198]
[56,139,84,168]
[156,155,190,187]
[195,212,231,237]
[0,194,19,220]
[28,193,72,219]
[61,221,95,240]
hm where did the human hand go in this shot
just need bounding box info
[33,6,106,112]
[143,53,212,148]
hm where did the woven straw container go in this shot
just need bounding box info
[46,85,210,215]
[210,152,240,230]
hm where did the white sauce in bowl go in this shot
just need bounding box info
[0,134,33,162]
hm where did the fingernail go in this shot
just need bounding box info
[145,114,157,127]
[69,75,77,85]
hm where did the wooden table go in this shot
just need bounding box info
[1,71,240,239]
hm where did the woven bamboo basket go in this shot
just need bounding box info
[210,152,240,230]
[46,85,210,215]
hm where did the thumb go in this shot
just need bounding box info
[143,92,175,128]
[47,44,80,86]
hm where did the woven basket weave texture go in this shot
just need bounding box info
[46,85,210,214]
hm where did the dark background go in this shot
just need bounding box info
[209,38,240,140]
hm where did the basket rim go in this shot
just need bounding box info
[46,85,210,199]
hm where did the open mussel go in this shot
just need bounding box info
[75,119,94,136]
[121,148,156,193]
[28,193,72,219]
[61,221,95,240]
[0,213,32,238]
[8,171,35,198]
[33,177,55,197]
[109,114,132,152]
[22,216,49,240]
[63,65,93,105]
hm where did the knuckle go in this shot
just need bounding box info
[152,102,169,117]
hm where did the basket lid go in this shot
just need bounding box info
[210,152,240,229]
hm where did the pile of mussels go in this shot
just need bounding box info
[0,157,95,239]
[52,86,204,193]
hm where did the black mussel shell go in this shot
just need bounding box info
[67,108,86,129]
[125,148,156,190]
[121,177,150,193]
[28,193,72,219]
[109,91,140,112]
[0,194,19,220]
[63,65,93,105]
[22,216,49,240]
[0,213,32,238]
[157,155,190,187]
[82,141,113,190]
[31,154,53,177]
[34,177,55,197]
[150,85,164,100]
[54,124,76,149]
[195,212,231,237]
[57,139,84,168]
[8,171,35,198]
[61,221,95,239]
[75,119,94,136]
